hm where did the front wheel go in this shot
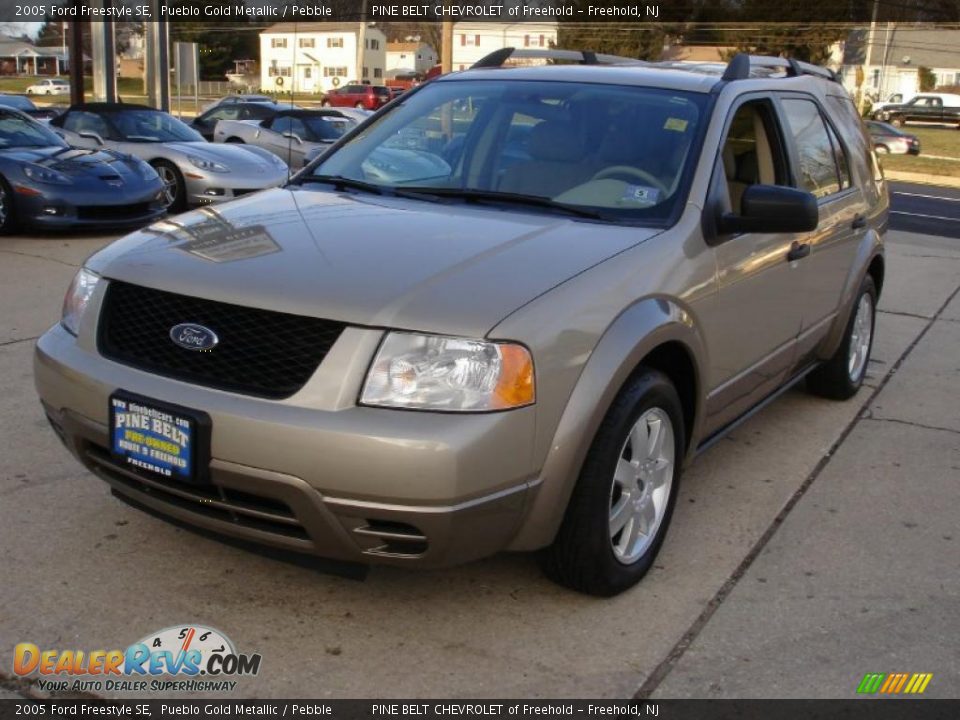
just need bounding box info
[889,115,905,128]
[807,275,877,400]
[152,160,186,213]
[0,176,17,235]
[541,369,684,596]
[355,102,365,109]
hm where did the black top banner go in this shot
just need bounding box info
[1,0,959,24]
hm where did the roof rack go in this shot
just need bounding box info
[471,47,645,69]
[722,53,840,83]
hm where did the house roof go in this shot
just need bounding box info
[660,45,735,63]
[387,42,423,53]
[262,22,385,36]
[0,36,66,59]
[842,26,960,69]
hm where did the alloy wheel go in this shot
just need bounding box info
[848,292,873,382]
[609,407,675,565]
[156,165,179,207]
[0,184,8,228]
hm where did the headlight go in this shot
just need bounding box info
[188,155,230,173]
[61,268,100,336]
[360,333,535,412]
[23,164,72,185]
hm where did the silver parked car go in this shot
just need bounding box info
[214,109,357,168]
[35,51,887,595]
[50,104,288,212]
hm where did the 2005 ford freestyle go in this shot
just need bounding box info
[35,51,887,595]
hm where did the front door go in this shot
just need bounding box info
[701,97,806,436]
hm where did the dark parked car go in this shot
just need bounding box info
[0,108,165,234]
[873,93,960,128]
[322,84,391,110]
[190,101,280,141]
[866,121,920,155]
[0,94,62,122]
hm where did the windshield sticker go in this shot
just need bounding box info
[620,185,661,204]
[664,117,689,132]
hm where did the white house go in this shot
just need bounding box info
[451,22,559,71]
[385,41,437,76]
[838,26,960,102]
[259,22,387,93]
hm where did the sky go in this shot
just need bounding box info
[0,22,43,40]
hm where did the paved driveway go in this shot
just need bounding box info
[1,220,957,699]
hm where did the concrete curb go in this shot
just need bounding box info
[884,170,960,188]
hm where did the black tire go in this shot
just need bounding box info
[889,115,905,128]
[151,160,187,213]
[541,368,685,596]
[807,275,877,400]
[321,100,332,107]
[0,175,17,235]
[354,102,365,109]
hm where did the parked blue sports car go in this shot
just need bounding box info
[0,107,166,234]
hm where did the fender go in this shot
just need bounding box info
[507,296,707,551]
[818,226,885,361]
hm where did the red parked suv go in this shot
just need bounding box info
[321,84,391,110]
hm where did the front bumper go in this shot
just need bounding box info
[14,184,167,230]
[182,168,287,208]
[34,322,540,568]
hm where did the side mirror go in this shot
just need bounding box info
[282,132,303,144]
[719,185,818,235]
[78,130,104,145]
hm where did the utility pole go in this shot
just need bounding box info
[441,20,453,74]
[357,0,368,83]
[859,0,878,114]
[67,8,84,106]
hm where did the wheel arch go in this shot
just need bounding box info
[507,296,707,552]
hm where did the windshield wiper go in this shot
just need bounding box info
[397,187,607,220]
[299,174,387,195]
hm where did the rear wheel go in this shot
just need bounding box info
[0,176,17,235]
[542,369,684,596]
[152,160,186,213]
[807,275,877,400]
[355,102,365,109]
[321,100,332,107]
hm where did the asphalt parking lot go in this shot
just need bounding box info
[1,207,958,699]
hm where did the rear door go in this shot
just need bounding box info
[775,94,866,364]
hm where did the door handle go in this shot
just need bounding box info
[787,242,810,262]
[851,214,867,230]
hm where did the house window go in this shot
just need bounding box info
[370,39,379,50]
[460,34,466,46]
[299,38,315,49]
[871,69,880,87]
[271,38,287,49]
[524,35,530,47]
[303,67,312,79]
[363,66,369,77]
[323,66,348,77]
[279,66,291,77]
[475,34,480,46]
[327,37,344,49]
[539,35,545,47]
[374,68,382,78]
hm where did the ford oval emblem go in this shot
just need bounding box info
[169,323,219,352]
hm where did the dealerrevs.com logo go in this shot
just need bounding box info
[13,625,261,693]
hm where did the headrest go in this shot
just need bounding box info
[528,121,584,163]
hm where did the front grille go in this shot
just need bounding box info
[78,203,151,220]
[98,281,345,399]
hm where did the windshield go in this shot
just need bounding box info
[305,115,355,141]
[105,109,204,143]
[0,95,35,111]
[305,79,706,224]
[0,112,65,148]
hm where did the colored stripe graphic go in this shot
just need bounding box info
[857,672,933,694]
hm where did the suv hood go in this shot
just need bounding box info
[86,187,659,337]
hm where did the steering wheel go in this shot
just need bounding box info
[591,165,668,195]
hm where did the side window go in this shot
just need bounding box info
[719,100,785,214]
[64,111,110,138]
[780,98,841,198]
[270,116,292,134]
[246,106,274,121]
[288,118,307,138]
[823,121,851,190]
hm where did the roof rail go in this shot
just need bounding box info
[471,47,644,69]
[721,53,840,83]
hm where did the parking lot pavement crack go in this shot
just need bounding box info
[632,279,960,700]
[0,336,40,348]
[0,248,80,269]
[878,309,934,320]
[863,416,960,436]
